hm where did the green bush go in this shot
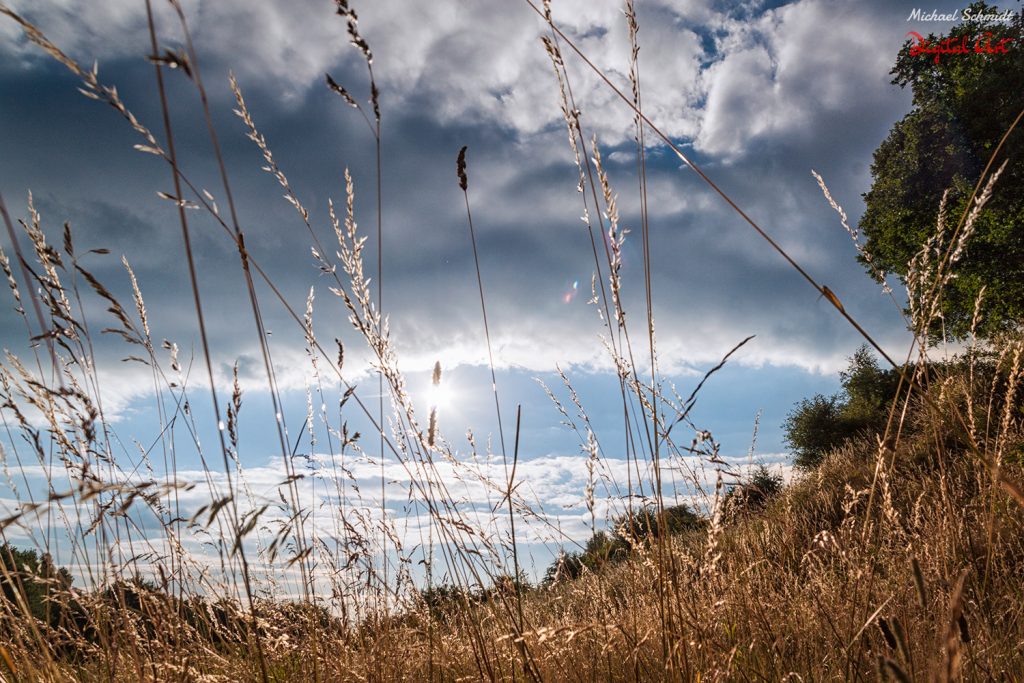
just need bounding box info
[614,504,705,544]
[0,544,74,627]
[723,464,784,516]
[544,504,706,585]
[543,552,585,585]
[783,346,901,469]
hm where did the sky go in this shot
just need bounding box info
[0,0,997,587]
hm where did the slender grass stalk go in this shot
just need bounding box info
[141,3,268,680]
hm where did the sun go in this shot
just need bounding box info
[427,380,453,413]
[424,360,457,416]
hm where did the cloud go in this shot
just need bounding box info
[1,0,709,141]
[695,0,907,158]
[6,441,791,569]
[1,0,351,102]
[0,0,924,467]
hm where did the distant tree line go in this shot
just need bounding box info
[542,465,784,586]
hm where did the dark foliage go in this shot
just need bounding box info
[723,464,784,516]
[420,571,531,621]
[783,346,902,469]
[544,504,706,585]
[0,544,74,627]
[859,2,1024,339]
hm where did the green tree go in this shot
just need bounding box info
[0,544,74,626]
[840,345,901,427]
[614,503,705,543]
[783,346,902,469]
[783,394,847,469]
[421,583,471,620]
[543,504,707,585]
[543,552,585,585]
[860,2,1024,339]
[579,530,629,570]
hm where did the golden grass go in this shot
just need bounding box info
[0,2,1022,681]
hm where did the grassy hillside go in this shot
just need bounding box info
[330,360,1024,680]
[0,353,1021,680]
[0,2,1022,681]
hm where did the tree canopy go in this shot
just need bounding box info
[0,544,74,626]
[859,2,1024,339]
[783,346,901,469]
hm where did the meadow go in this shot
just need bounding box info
[0,1,1022,681]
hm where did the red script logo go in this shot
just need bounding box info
[906,31,1015,63]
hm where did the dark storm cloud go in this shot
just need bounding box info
[0,0,993,411]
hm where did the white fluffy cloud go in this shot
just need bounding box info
[2,0,350,101]
[2,0,908,151]
[0,0,704,142]
[695,0,903,158]
[5,445,790,573]
[0,0,920,428]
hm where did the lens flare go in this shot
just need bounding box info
[563,279,579,304]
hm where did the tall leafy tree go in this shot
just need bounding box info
[860,3,1024,339]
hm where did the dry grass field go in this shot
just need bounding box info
[0,1,1022,681]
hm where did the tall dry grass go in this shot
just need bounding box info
[0,1,1022,681]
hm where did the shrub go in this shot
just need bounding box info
[543,552,585,585]
[614,504,705,544]
[723,464,784,516]
[783,394,847,469]
[784,346,902,469]
[544,504,706,585]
